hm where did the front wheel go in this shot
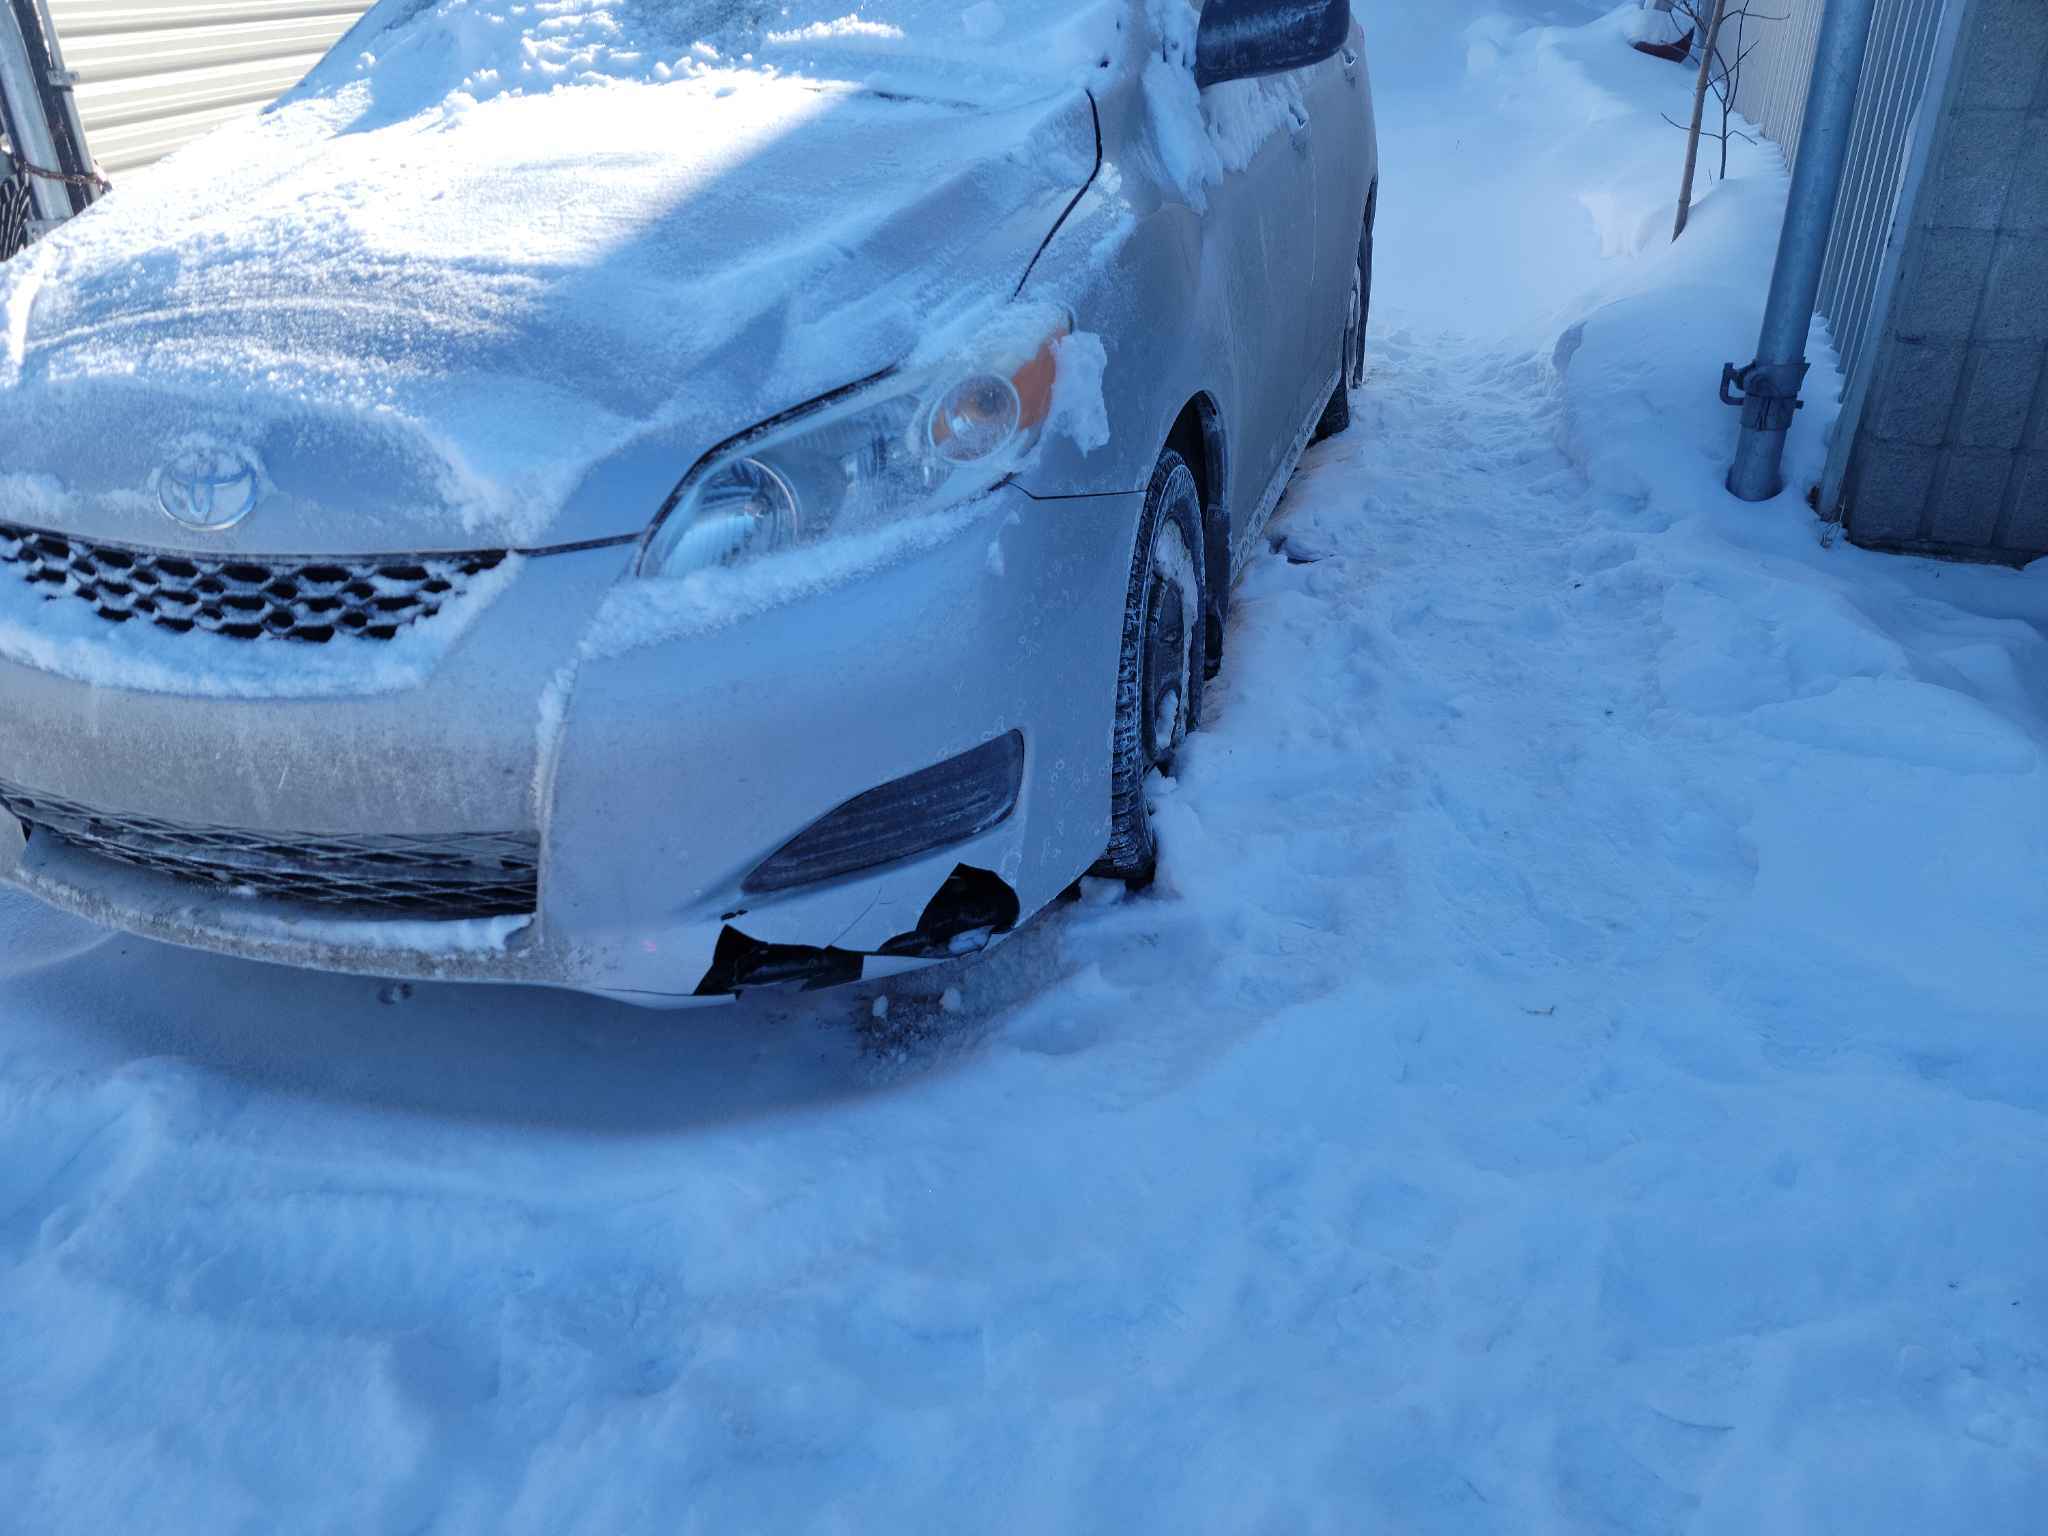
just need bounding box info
[1351,216,1374,390]
[1094,449,1209,884]
[1313,226,1373,442]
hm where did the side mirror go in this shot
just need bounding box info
[1194,0,1351,90]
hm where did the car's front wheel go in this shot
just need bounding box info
[1314,224,1373,442]
[1094,448,1208,883]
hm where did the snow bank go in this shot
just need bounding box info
[1377,3,1765,348]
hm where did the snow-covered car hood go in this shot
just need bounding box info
[0,0,1115,553]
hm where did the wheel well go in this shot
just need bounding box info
[1164,395,1229,670]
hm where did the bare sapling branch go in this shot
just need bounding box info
[1665,0,1790,231]
[1673,0,1732,241]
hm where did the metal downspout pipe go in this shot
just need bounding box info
[1725,0,1881,502]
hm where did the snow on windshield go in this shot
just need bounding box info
[304,0,1131,115]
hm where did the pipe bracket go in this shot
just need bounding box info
[1721,359,1808,433]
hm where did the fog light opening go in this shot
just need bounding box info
[743,731,1026,896]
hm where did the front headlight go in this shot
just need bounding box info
[639,314,1068,581]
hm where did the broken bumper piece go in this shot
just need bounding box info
[0,483,1141,1003]
[696,862,1023,996]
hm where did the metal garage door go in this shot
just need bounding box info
[46,0,373,177]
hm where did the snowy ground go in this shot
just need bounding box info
[5,4,2046,1530]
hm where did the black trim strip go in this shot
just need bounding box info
[513,532,639,559]
[1013,89,1104,300]
[1012,483,1144,502]
[0,519,639,564]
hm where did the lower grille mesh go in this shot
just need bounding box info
[0,782,538,918]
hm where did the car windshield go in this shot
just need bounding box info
[322,0,1133,113]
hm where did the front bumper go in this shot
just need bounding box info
[0,485,1137,1002]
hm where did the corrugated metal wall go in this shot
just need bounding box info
[1812,0,1951,391]
[47,0,372,175]
[1729,0,1951,392]
[1730,0,1827,161]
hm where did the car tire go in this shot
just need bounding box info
[1312,225,1373,442]
[1093,448,1209,884]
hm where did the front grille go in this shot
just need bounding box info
[0,521,508,643]
[0,782,538,918]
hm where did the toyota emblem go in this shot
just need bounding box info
[156,446,261,532]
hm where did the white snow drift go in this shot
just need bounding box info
[2,3,2043,1531]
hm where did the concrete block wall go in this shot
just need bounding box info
[1845,0,2048,561]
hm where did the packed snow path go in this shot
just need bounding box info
[4,4,2045,1530]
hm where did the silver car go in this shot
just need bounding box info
[0,0,1377,1003]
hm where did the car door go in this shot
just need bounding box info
[1301,10,1371,400]
[1201,69,1322,547]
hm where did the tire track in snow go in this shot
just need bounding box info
[1002,325,1754,1101]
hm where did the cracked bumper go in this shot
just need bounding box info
[0,485,1138,1003]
